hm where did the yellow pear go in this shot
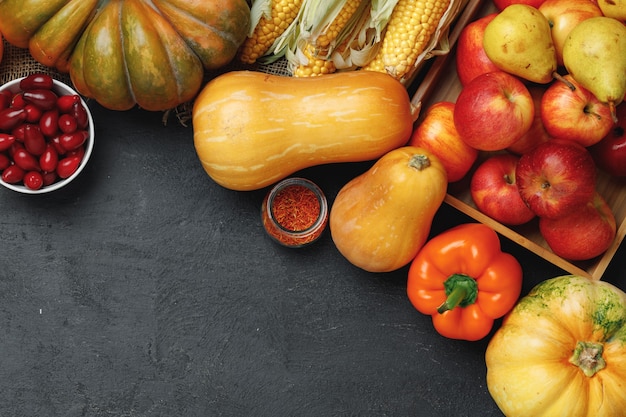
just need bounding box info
[563,16,626,121]
[596,0,626,21]
[483,4,557,84]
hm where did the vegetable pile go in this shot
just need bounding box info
[239,0,464,84]
[0,73,90,190]
[2,0,626,415]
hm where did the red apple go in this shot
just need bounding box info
[541,74,614,147]
[409,101,478,182]
[590,103,626,177]
[494,0,547,11]
[539,192,616,260]
[454,71,535,151]
[455,13,502,87]
[539,0,603,66]
[507,85,552,155]
[470,153,536,225]
[516,139,596,219]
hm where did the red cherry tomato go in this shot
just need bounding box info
[1,165,25,184]
[59,130,88,151]
[39,144,59,173]
[56,94,80,113]
[49,135,66,155]
[23,171,44,190]
[11,124,26,141]
[39,109,60,138]
[9,141,24,158]
[19,74,54,91]
[11,93,26,109]
[22,89,58,111]
[23,124,47,156]
[0,153,10,171]
[42,171,57,186]
[24,104,43,123]
[67,145,85,161]
[58,114,78,134]
[0,107,27,131]
[71,101,89,130]
[0,133,16,151]
[56,155,81,178]
[12,148,40,171]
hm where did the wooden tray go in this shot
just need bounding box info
[410,0,626,280]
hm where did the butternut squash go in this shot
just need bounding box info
[330,146,448,273]
[192,71,418,191]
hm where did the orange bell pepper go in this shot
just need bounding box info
[407,223,523,341]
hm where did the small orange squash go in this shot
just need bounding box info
[192,70,418,191]
[330,146,448,273]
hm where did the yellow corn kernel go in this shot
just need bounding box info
[363,0,451,81]
[239,0,304,64]
[292,0,365,77]
[315,0,364,49]
[293,44,337,77]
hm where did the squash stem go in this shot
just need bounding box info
[569,341,606,377]
[437,274,478,314]
[408,154,431,171]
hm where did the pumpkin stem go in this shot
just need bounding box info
[437,274,478,314]
[569,341,606,377]
[408,154,431,171]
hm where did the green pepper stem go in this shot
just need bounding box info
[437,274,478,314]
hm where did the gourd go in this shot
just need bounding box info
[192,70,417,191]
[0,0,250,111]
[329,146,447,273]
[486,275,626,417]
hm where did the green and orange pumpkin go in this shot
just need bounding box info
[0,0,250,111]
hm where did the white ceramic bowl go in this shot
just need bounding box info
[0,76,94,194]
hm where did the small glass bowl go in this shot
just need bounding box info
[0,76,95,194]
[261,177,328,248]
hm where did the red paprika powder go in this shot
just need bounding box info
[261,177,328,248]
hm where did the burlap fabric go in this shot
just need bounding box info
[0,40,71,86]
[0,38,291,126]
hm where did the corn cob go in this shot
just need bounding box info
[292,43,337,76]
[238,0,304,64]
[330,0,399,71]
[363,0,451,81]
[314,0,365,50]
[290,0,368,77]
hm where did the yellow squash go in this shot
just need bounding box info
[486,275,626,417]
[192,70,417,191]
[329,146,447,273]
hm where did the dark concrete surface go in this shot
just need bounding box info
[1,103,624,417]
